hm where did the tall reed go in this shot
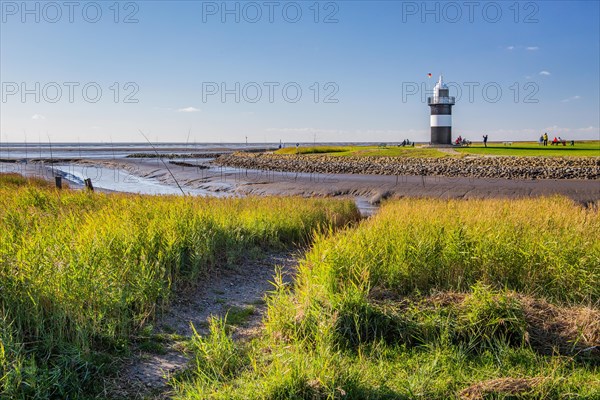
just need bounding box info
[175,196,600,399]
[0,174,359,397]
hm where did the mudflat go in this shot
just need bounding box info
[3,155,598,204]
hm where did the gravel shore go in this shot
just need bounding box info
[215,153,600,180]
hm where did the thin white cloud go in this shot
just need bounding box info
[539,70,551,76]
[506,45,538,51]
[561,95,581,103]
[482,128,538,136]
[478,126,598,137]
[177,107,200,113]
[266,128,428,137]
[360,129,427,136]
[543,125,597,134]
[266,127,347,135]
[31,114,46,120]
[90,126,102,130]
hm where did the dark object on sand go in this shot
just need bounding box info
[126,152,228,159]
[169,161,210,169]
[84,178,94,191]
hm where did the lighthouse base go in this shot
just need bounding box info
[431,127,452,145]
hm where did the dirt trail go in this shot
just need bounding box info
[107,252,300,399]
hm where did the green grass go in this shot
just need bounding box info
[275,145,449,158]
[275,146,350,155]
[0,174,360,399]
[174,197,600,399]
[224,306,256,327]
[274,142,600,158]
[0,172,60,188]
[454,141,600,156]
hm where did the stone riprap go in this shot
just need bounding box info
[215,153,600,180]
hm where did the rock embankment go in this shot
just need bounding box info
[215,153,600,180]
[126,152,228,159]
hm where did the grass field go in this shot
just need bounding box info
[174,197,600,399]
[275,145,449,158]
[454,141,600,157]
[275,141,600,157]
[275,146,350,155]
[0,174,360,399]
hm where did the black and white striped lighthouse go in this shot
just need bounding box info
[427,75,455,145]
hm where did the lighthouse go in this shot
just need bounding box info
[428,75,455,145]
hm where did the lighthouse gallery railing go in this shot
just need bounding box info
[427,96,456,105]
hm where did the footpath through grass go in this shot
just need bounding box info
[175,197,600,399]
[0,174,360,399]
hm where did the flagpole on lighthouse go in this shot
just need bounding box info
[427,73,432,102]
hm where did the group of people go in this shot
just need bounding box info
[454,136,471,146]
[539,133,574,146]
[400,139,414,147]
[453,135,491,147]
[449,133,575,147]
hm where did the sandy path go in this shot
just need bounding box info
[106,252,300,399]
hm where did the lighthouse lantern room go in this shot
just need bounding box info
[427,75,455,145]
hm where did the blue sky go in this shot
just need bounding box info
[1,0,599,143]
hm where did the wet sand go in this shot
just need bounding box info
[229,171,600,203]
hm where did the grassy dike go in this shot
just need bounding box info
[275,146,449,158]
[275,141,600,157]
[0,174,360,398]
[454,141,600,157]
[174,197,600,399]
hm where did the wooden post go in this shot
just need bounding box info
[84,178,94,191]
[54,176,62,189]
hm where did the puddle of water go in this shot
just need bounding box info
[52,165,225,196]
[355,197,379,217]
[49,164,381,217]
